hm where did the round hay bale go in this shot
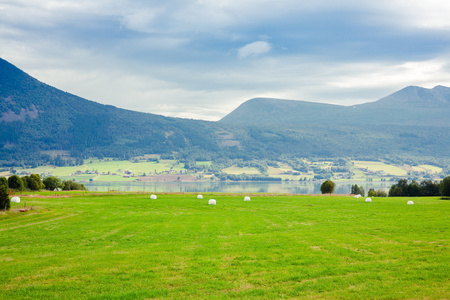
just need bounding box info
[354,194,361,198]
[407,200,414,205]
[208,199,216,205]
[365,198,372,203]
[197,195,203,199]
[150,194,157,200]
[11,196,20,203]
[244,196,251,201]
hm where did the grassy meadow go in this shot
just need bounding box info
[0,193,449,299]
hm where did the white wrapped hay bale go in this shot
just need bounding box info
[208,199,216,205]
[244,196,251,201]
[354,194,361,198]
[197,195,203,199]
[150,194,157,200]
[365,198,372,203]
[11,197,20,203]
[407,201,414,205]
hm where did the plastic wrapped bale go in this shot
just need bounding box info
[197,195,203,199]
[354,194,361,198]
[208,199,216,205]
[407,201,414,205]
[244,196,251,201]
[150,194,157,200]
[11,197,20,203]
[365,198,372,203]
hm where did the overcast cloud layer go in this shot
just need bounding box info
[1,0,450,120]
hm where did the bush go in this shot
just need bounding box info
[441,176,450,197]
[0,185,10,211]
[375,189,387,197]
[320,180,335,194]
[62,181,87,191]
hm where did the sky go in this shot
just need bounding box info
[1,0,450,121]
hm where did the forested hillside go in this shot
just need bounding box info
[0,58,222,166]
[1,57,449,168]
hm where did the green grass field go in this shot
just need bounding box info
[1,193,448,299]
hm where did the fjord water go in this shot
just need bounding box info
[83,181,392,194]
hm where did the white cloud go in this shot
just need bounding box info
[237,41,271,59]
[1,0,450,121]
[367,0,450,30]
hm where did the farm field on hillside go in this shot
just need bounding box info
[222,166,261,175]
[352,160,408,176]
[1,193,448,299]
[8,157,445,184]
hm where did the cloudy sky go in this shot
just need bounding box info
[1,0,450,120]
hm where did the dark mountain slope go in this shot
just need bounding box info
[220,86,450,126]
[1,57,449,167]
[0,58,222,165]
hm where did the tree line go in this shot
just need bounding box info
[0,175,86,192]
[350,177,450,197]
[0,175,87,211]
[388,178,449,197]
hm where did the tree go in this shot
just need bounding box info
[419,180,440,196]
[8,175,24,190]
[389,184,404,197]
[28,174,44,191]
[351,184,365,196]
[22,175,29,189]
[368,188,376,197]
[43,176,62,190]
[398,179,408,192]
[0,177,7,188]
[441,176,450,197]
[320,180,335,194]
[407,180,421,197]
[0,185,10,211]
[389,178,408,197]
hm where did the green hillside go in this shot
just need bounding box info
[1,57,449,169]
[0,58,223,165]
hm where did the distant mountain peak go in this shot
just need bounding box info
[221,85,450,126]
[432,85,450,91]
[370,85,450,107]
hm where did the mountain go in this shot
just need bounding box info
[220,86,450,126]
[0,58,224,165]
[1,57,449,167]
[365,85,450,108]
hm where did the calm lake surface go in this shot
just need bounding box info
[83,181,393,194]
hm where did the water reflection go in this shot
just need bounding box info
[83,181,392,194]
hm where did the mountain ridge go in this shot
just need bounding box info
[220,85,450,126]
[1,57,449,167]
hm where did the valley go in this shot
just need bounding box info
[3,155,444,187]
